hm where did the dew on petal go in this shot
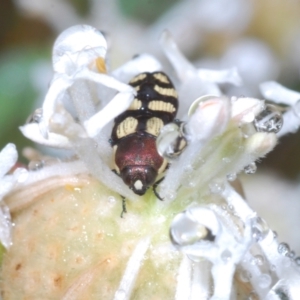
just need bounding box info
[251,254,264,266]
[278,242,290,257]
[170,211,215,247]
[239,269,252,282]
[250,216,269,242]
[253,104,283,133]
[288,250,295,259]
[226,173,237,181]
[221,249,232,263]
[294,257,300,266]
[258,273,272,289]
[209,181,225,194]
[28,160,44,171]
[188,94,219,117]
[244,162,257,174]
[247,291,259,300]
[26,108,43,124]
[156,122,188,161]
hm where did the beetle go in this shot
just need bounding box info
[110,71,179,200]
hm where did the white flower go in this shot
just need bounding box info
[3,25,300,300]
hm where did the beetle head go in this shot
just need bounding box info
[120,166,157,195]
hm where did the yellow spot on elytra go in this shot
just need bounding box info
[116,117,138,139]
[153,73,170,83]
[148,100,176,113]
[154,85,178,97]
[128,98,142,110]
[129,73,147,84]
[146,117,164,136]
[95,57,107,73]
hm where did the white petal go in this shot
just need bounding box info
[0,144,18,178]
[114,238,150,300]
[231,97,264,123]
[159,30,195,81]
[20,123,72,148]
[175,256,192,300]
[197,67,242,86]
[84,92,135,138]
[77,69,135,93]
[278,108,300,137]
[260,81,300,106]
[112,54,162,83]
[0,204,12,249]
[187,97,230,142]
[42,74,73,134]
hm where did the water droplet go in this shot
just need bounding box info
[221,249,232,262]
[273,231,278,239]
[226,173,237,181]
[288,250,295,258]
[170,210,215,247]
[209,181,225,194]
[254,104,283,133]
[156,122,188,161]
[187,180,196,187]
[239,269,252,282]
[26,108,43,124]
[254,254,264,266]
[247,291,259,300]
[28,160,44,171]
[184,165,194,173]
[188,94,219,116]
[228,204,234,211]
[278,243,290,256]
[13,168,29,183]
[108,196,116,203]
[222,157,231,163]
[244,162,257,174]
[294,256,300,266]
[164,190,176,201]
[251,216,269,242]
[258,273,272,288]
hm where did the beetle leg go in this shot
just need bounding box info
[120,195,127,218]
[153,177,164,201]
[111,170,127,217]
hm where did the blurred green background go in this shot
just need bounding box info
[1,0,300,180]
